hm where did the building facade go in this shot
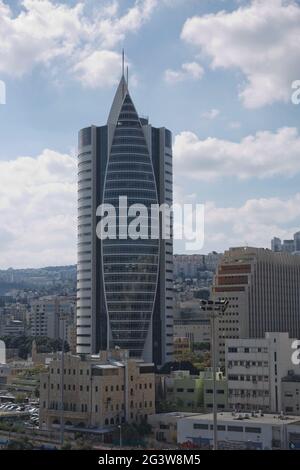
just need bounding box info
[177,411,300,450]
[29,296,75,341]
[77,73,173,365]
[212,247,300,363]
[158,369,227,413]
[281,371,300,415]
[40,349,155,430]
[226,332,298,413]
[271,231,300,253]
[174,300,211,345]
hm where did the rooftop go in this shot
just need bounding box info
[181,411,300,426]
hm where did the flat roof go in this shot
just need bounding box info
[181,412,300,426]
[149,412,200,420]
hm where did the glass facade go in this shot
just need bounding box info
[103,93,159,357]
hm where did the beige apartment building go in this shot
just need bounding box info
[40,349,155,430]
[212,247,300,364]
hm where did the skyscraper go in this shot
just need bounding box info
[77,72,173,366]
[212,247,300,364]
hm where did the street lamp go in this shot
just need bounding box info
[200,298,229,450]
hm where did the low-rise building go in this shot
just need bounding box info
[39,349,155,432]
[282,371,300,415]
[226,332,298,413]
[160,369,227,412]
[177,411,300,450]
[148,412,197,444]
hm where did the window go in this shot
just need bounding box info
[193,423,209,430]
[227,426,243,432]
[245,427,261,434]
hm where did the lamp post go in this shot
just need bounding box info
[200,298,229,450]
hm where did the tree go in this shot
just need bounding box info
[0,335,69,359]
[6,437,34,450]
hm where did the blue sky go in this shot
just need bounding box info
[0,0,299,267]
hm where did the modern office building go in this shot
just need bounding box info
[226,332,298,413]
[294,232,300,252]
[271,237,282,253]
[77,71,173,365]
[212,247,300,363]
[271,231,300,253]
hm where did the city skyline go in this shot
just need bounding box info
[0,0,299,268]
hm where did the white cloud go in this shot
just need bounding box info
[173,186,300,253]
[1,147,299,267]
[0,149,77,268]
[181,0,300,108]
[174,127,300,180]
[202,193,300,252]
[201,108,220,120]
[73,50,125,89]
[164,62,204,83]
[0,0,157,87]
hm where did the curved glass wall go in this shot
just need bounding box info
[102,93,159,357]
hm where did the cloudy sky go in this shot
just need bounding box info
[0,0,299,268]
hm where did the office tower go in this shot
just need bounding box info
[282,239,295,253]
[294,232,300,252]
[212,247,300,363]
[77,72,173,366]
[271,237,282,252]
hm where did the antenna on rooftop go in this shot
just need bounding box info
[122,48,125,77]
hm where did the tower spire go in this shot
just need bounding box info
[122,49,125,77]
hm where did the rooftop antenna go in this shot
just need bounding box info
[122,49,125,77]
[122,48,125,98]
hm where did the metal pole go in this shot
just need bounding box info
[211,312,218,450]
[119,425,122,447]
[60,319,65,447]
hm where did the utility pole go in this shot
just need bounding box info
[118,425,122,447]
[60,318,65,447]
[200,298,229,450]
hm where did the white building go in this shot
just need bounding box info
[226,332,298,413]
[177,411,300,450]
